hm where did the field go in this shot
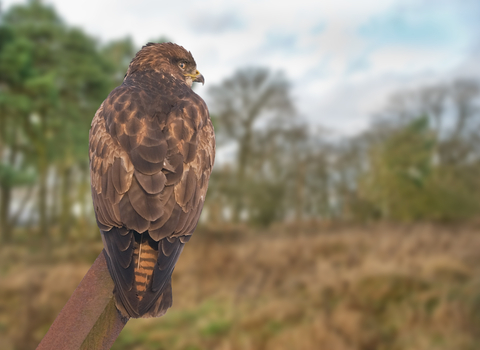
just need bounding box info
[1,224,480,350]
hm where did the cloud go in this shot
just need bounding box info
[189,11,245,34]
[3,0,478,136]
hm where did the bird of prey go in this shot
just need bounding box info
[89,42,215,318]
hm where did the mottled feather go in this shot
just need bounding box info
[89,42,214,318]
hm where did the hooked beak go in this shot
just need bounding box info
[193,70,205,85]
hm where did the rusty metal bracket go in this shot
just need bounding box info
[36,250,129,350]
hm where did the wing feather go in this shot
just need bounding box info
[118,194,150,233]
[127,176,164,221]
[135,170,166,195]
[111,158,133,195]
[90,73,215,318]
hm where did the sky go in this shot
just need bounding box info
[3,0,480,136]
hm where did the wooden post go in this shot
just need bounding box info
[36,250,128,350]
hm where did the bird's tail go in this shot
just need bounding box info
[103,229,183,319]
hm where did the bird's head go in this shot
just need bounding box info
[125,42,205,88]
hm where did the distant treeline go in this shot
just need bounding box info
[207,69,480,226]
[1,1,479,243]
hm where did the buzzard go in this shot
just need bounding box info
[89,43,215,318]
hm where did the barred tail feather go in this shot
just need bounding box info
[102,229,184,318]
[132,233,157,299]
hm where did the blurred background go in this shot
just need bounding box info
[1,0,480,349]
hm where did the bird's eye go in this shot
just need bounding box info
[179,62,186,69]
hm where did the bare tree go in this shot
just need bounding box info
[209,67,295,222]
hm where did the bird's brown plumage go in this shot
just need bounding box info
[89,42,215,318]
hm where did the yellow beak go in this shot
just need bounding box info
[185,70,205,85]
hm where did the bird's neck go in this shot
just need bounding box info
[125,70,186,89]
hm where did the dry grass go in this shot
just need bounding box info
[1,224,480,349]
